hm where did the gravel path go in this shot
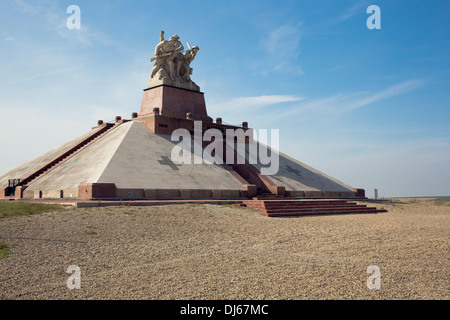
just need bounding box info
[0,200,448,300]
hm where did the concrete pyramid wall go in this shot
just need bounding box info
[0,117,362,200]
[1,121,247,199]
[0,129,96,190]
[93,121,244,191]
[254,148,357,198]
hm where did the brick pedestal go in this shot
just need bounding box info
[139,85,212,122]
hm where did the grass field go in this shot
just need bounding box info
[431,196,450,202]
[0,201,64,219]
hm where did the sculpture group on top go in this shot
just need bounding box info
[148,30,200,92]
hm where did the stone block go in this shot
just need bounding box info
[180,189,191,198]
[304,190,323,198]
[62,189,78,198]
[0,187,7,199]
[139,85,212,122]
[144,189,156,198]
[274,185,285,196]
[78,183,116,199]
[116,188,145,198]
[219,190,240,198]
[244,184,257,197]
[354,188,366,198]
[340,191,356,198]
[323,191,342,198]
[286,190,306,197]
[240,190,248,198]
[190,189,212,198]
[155,189,180,198]
[14,186,25,199]
[212,190,222,198]
[42,190,64,199]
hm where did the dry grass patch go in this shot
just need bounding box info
[0,201,65,219]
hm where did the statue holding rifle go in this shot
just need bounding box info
[148,30,200,91]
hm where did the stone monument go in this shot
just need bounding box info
[148,30,200,91]
[139,31,211,122]
[0,30,371,209]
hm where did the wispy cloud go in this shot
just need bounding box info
[328,62,354,72]
[207,94,304,124]
[345,79,427,111]
[319,1,371,27]
[10,0,117,47]
[275,79,428,118]
[3,66,79,87]
[261,22,304,75]
[337,1,369,22]
[228,95,304,110]
[207,79,425,125]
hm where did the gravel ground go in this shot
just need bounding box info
[0,199,448,300]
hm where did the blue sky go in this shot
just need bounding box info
[0,0,449,197]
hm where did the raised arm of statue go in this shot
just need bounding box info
[154,41,164,56]
[160,30,165,42]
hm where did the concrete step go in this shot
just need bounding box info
[263,203,358,209]
[244,199,351,204]
[241,199,386,217]
[264,208,386,217]
[263,206,376,213]
[243,201,355,208]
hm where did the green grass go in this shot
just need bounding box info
[0,201,64,219]
[0,242,12,259]
[431,196,450,203]
[427,199,450,206]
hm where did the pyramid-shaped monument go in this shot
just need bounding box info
[0,31,366,201]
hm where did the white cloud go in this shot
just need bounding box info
[10,0,117,47]
[274,79,428,119]
[207,94,304,125]
[345,79,427,111]
[261,22,304,74]
[337,1,369,22]
[328,62,354,72]
[228,95,304,109]
[2,66,80,87]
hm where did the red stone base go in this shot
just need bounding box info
[139,85,212,122]
[354,188,366,198]
[0,187,7,199]
[78,183,116,199]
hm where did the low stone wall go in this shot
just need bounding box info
[17,185,360,201]
[285,190,359,198]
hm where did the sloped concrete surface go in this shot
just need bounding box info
[0,129,96,188]
[265,151,355,192]
[26,123,130,191]
[3,120,358,196]
[251,144,355,193]
[26,121,244,191]
[97,121,244,190]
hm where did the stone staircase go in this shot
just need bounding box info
[241,199,387,217]
[251,187,286,200]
